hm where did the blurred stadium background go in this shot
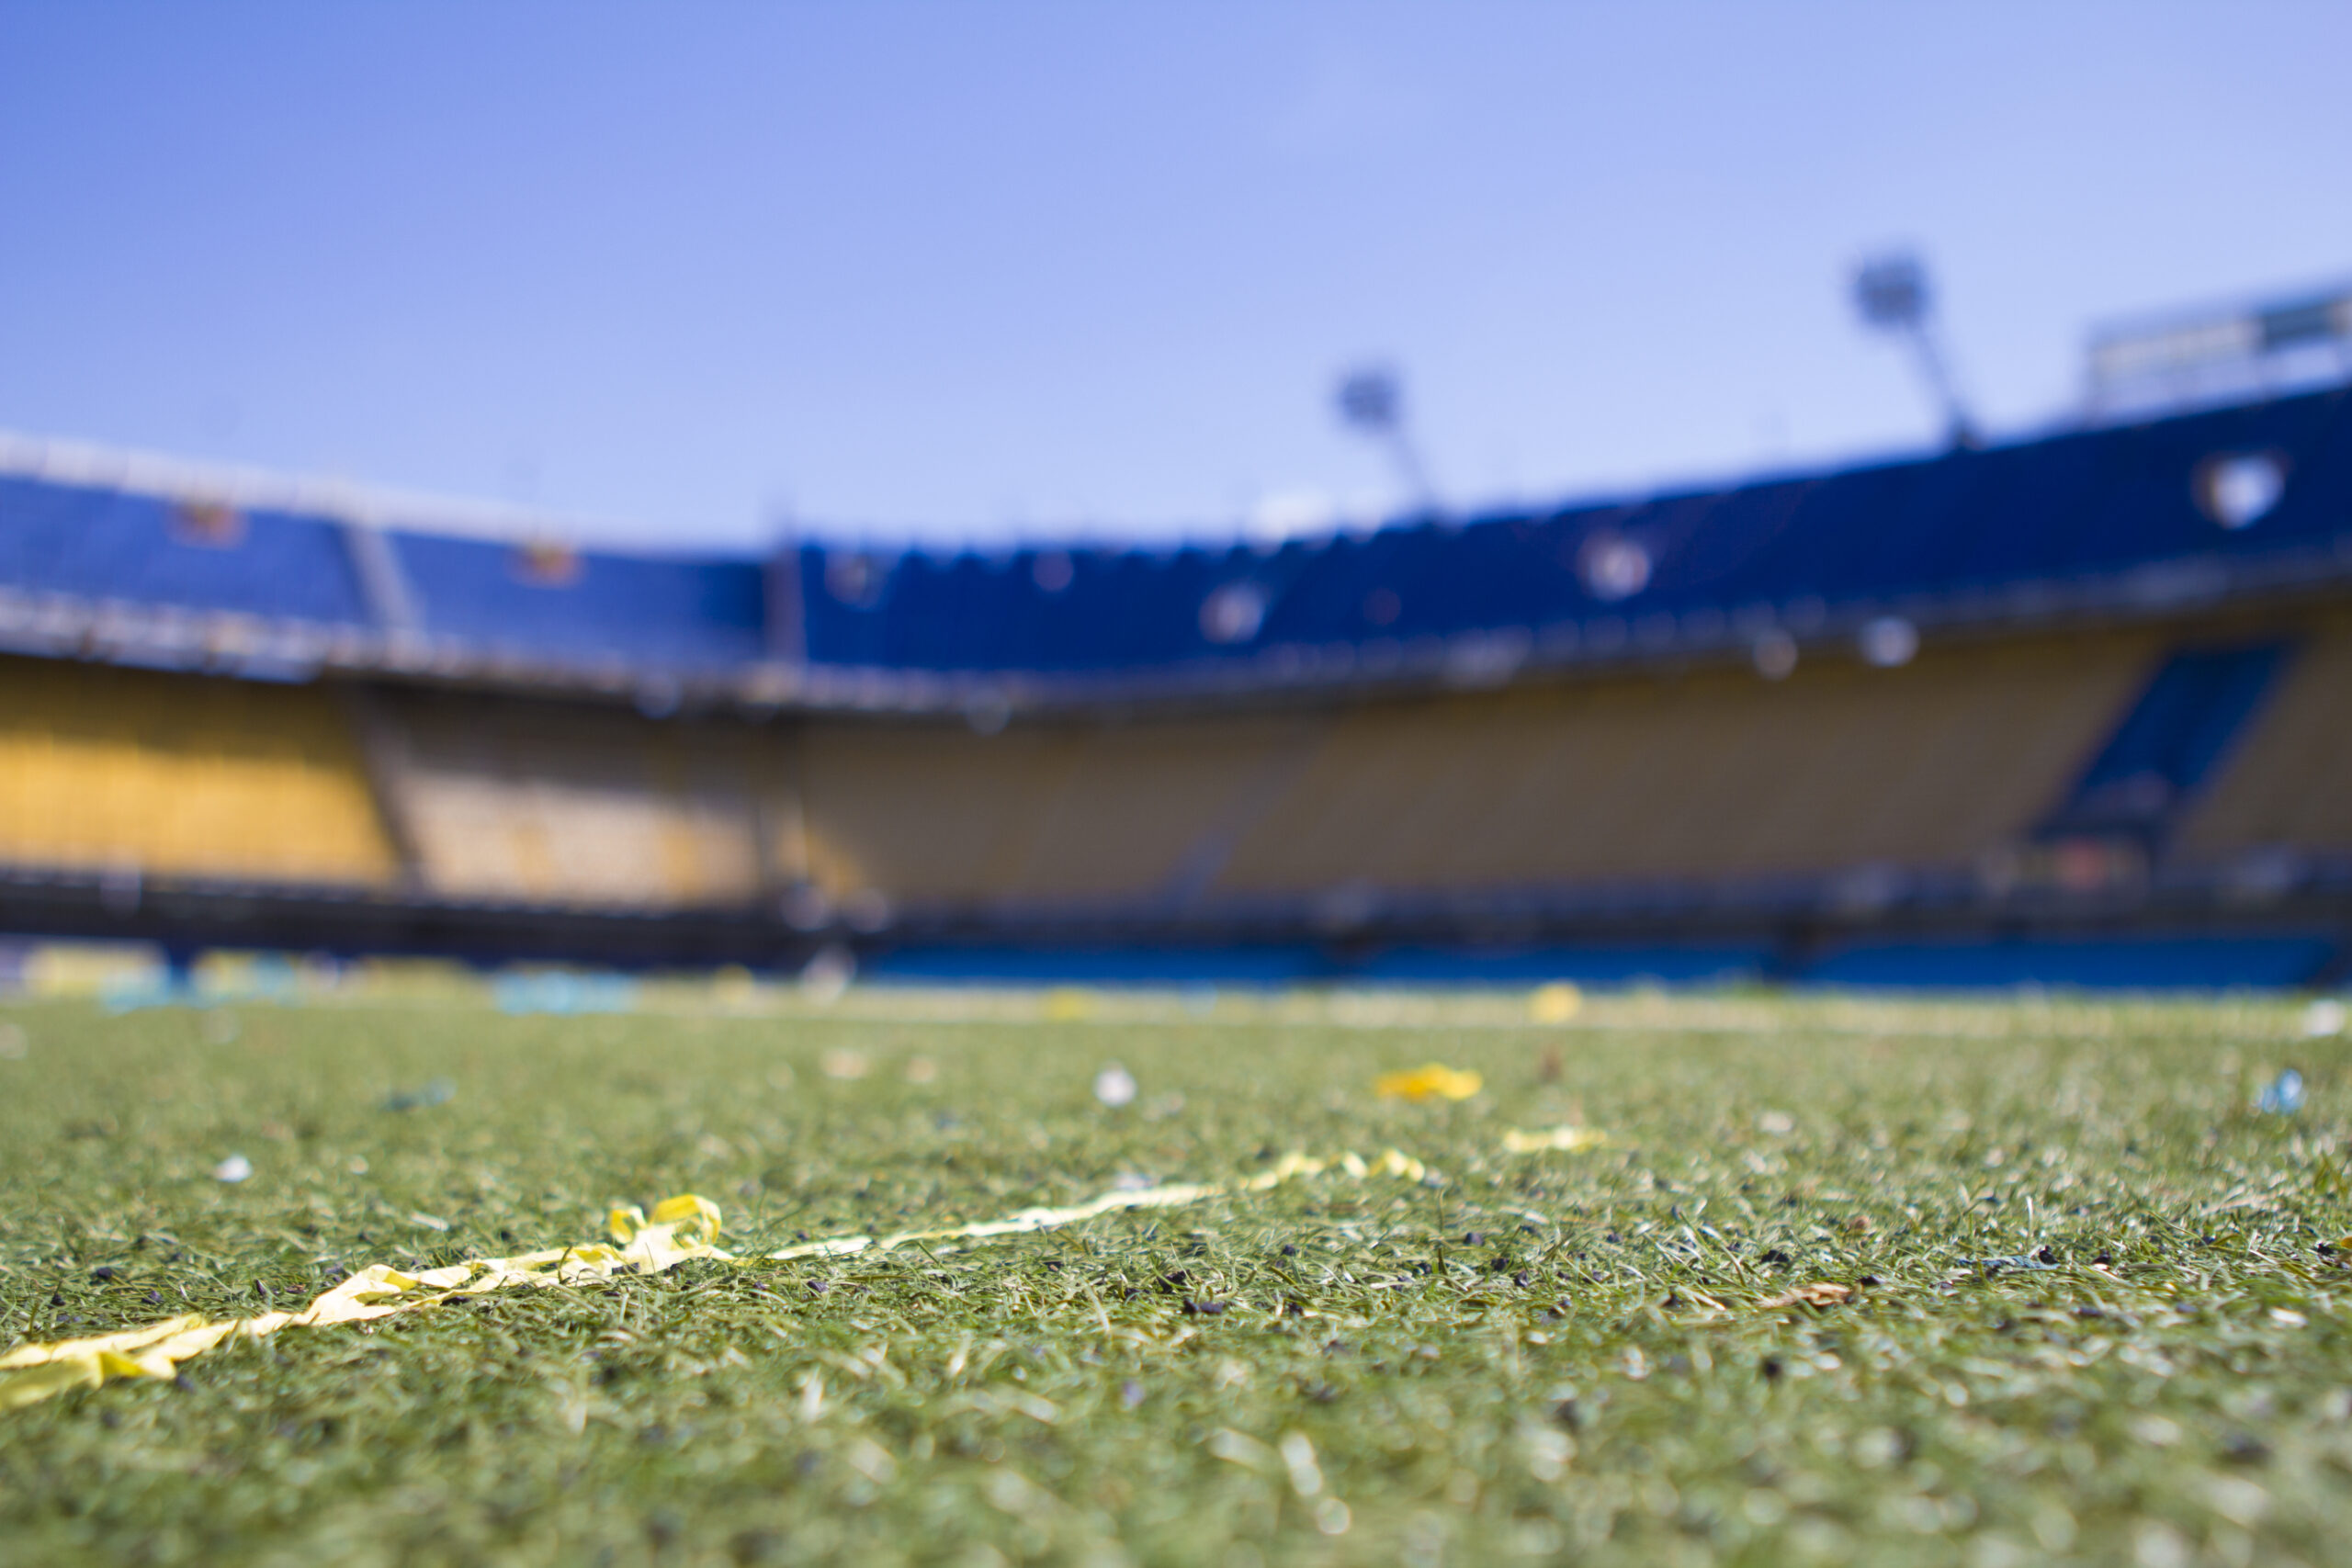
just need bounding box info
[3,276,2349,999]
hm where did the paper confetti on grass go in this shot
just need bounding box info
[0,1195,729,1411]
[1,1151,1439,1412]
[1499,1124,1611,1154]
[1374,1064,1483,1101]
[1527,983,1583,1024]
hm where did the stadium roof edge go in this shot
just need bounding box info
[7,363,2349,566]
[0,428,665,553]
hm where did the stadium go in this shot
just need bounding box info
[10,17,2352,1550]
[3,284,2349,995]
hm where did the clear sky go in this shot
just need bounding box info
[1,3,2345,550]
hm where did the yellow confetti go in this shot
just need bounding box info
[0,1197,729,1412]
[2,1149,1441,1412]
[1500,1124,1611,1154]
[1528,982,1583,1024]
[1374,1064,1483,1101]
[1042,987,1095,1021]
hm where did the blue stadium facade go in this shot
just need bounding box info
[0,387,2343,698]
[0,384,2347,990]
[791,389,2350,683]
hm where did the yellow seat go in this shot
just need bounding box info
[0,658,396,886]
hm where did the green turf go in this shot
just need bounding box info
[4,987,2351,1566]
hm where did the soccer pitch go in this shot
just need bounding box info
[3,987,2350,1566]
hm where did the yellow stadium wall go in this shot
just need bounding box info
[795,630,2166,908]
[795,715,1313,906]
[379,691,778,908]
[1210,631,2161,896]
[0,656,398,886]
[3,613,2342,917]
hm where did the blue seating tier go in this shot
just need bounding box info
[1,386,2345,680]
[387,533,767,671]
[797,388,2352,673]
[0,477,370,626]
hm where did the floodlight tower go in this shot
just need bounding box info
[1851,253,1979,448]
[1336,366,1440,514]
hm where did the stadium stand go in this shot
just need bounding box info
[0,378,2348,988]
[790,388,2352,683]
[0,474,370,627]
[376,690,775,908]
[0,656,395,886]
[1205,634,2157,900]
[386,532,769,674]
[2038,641,2290,848]
[2175,619,2352,862]
[795,715,1316,908]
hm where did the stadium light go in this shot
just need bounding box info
[1850,252,1979,448]
[1336,366,1439,514]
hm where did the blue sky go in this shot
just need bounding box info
[1,4,2346,549]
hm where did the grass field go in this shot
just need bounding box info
[4,985,2352,1566]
